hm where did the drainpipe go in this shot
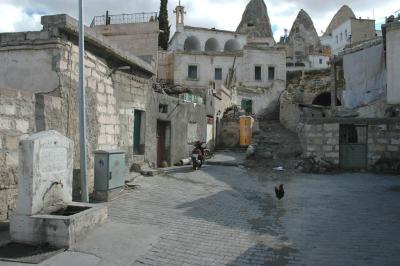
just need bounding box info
[79,0,89,203]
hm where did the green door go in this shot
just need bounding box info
[133,110,142,154]
[339,125,368,169]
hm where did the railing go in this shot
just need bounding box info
[90,12,158,27]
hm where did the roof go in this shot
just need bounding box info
[41,14,154,75]
[184,26,242,35]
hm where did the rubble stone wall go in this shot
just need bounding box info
[280,69,331,131]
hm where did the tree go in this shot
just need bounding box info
[158,0,170,50]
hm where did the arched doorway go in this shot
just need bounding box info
[312,92,341,106]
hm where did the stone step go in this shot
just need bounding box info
[140,168,160,177]
[132,155,145,164]
[125,172,142,183]
[131,162,147,172]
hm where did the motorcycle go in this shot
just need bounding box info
[192,141,205,170]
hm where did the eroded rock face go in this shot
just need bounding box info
[323,5,356,37]
[236,0,273,38]
[288,9,321,58]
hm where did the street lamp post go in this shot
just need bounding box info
[79,0,89,202]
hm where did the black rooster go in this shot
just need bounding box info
[275,184,284,200]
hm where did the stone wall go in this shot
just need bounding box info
[0,25,154,218]
[368,122,400,170]
[299,122,340,165]
[0,89,35,220]
[280,69,331,131]
[92,21,159,64]
[299,119,400,172]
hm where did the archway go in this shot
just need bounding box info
[312,92,341,106]
[205,38,220,52]
[184,36,201,52]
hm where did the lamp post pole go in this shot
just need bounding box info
[79,0,89,203]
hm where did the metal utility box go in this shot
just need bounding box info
[94,150,125,191]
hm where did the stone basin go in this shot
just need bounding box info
[11,202,107,248]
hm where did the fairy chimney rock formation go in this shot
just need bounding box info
[236,0,274,40]
[288,9,321,57]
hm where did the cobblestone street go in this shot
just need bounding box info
[108,164,400,266]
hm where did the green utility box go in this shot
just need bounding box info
[94,150,125,201]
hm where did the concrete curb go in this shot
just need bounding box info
[205,161,243,167]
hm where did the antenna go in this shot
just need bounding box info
[373,9,375,20]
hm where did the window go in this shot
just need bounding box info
[268,66,275,81]
[336,35,338,44]
[345,29,348,38]
[254,66,262,81]
[159,104,168,113]
[241,99,253,115]
[340,32,343,42]
[188,65,198,80]
[214,68,222,81]
[319,58,323,64]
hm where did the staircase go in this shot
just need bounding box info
[130,155,160,178]
[249,120,303,169]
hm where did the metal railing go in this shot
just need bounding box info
[90,12,158,27]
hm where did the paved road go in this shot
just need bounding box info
[2,162,400,265]
[115,165,400,266]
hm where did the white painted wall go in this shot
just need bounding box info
[308,55,330,69]
[386,22,400,104]
[173,47,285,90]
[325,20,351,55]
[173,53,243,88]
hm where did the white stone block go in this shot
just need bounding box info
[0,104,16,115]
[16,120,29,133]
[14,130,74,216]
[0,117,13,130]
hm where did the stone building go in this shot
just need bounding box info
[0,14,206,220]
[281,16,400,173]
[321,5,376,55]
[90,12,159,66]
[162,0,286,148]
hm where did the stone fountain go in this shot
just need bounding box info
[10,130,107,248]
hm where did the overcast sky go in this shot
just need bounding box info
[0,0,398,40]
